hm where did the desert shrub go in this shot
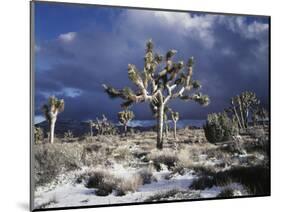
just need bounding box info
[138,168,156,184]
[34,127,44,144]
[190,176,215,190]
[149,150,179,170]
[145,189,201,202]
[36,195,58,209]
[217,187,235,198]
[203,112,238,143]
[34,143,84,186]
[116,175,143,196]
[83,169,143,196]
[242,136,269,157]
[80,144,107,166]
[112,146,132,162]
[84,170,119,196]
[62,130,76,143]
[145,189,179,202]
[189,165,269,195]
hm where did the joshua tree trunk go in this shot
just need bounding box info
[232,105,242,129]
[244,109,249,128]
[238,98,246,129]
[157,104,164,149]
[124,124,127,135]
[173,120,177,140]
[90,124,93,137]
[49,118,56,144]
[164,121,168,137]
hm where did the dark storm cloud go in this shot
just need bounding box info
[35,7,269,121]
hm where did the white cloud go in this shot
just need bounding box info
[153,12,217,48]
[221,47,235,56]
[34,115,45,124]
[124,10,217,48]
[58,32,76,42]
[41,87,82,98]
[218,16,268,39]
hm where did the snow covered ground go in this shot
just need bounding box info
[34,163,244,209]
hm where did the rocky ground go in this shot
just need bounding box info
[33,126,270,209]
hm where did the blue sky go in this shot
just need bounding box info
[34,1,269,123]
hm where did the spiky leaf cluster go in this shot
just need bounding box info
[118,110,135,126]
[171,111,179,122]
[42,96,64,121]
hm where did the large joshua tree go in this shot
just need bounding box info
[103,40,209,149]
[42,96,64,144]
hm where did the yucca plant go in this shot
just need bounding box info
[118,109,135,134]
[103,40,209,149]
[42,96,64,144]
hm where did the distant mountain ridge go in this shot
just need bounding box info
[35,119,204,137]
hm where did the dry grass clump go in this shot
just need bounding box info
[116,174,143,196]
[34,143,84,186]
[79,169,144,196]
[217,187,235,198]
[36,195,58,209]
[148,149,179,170]
[112,146,132,162]
[145,189,201,202]
[138,168,156,184]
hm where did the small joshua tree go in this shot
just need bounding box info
[93,114,117,135]
[103,40,209,149]
[42,96,64,144]
[89,120,93,137]
[118,109,135,134]
[64,130,74,139]
[170,110,179,140]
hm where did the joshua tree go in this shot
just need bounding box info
[42,96,64,144]
[170,110,179,140]
[228,91,260,129]
[103,40,209,149]
[93,114,117,135]
[118,109,135,134]
[64,130,74,142]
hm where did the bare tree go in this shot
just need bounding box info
[103,40,209,149]
[42,96,64,144]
